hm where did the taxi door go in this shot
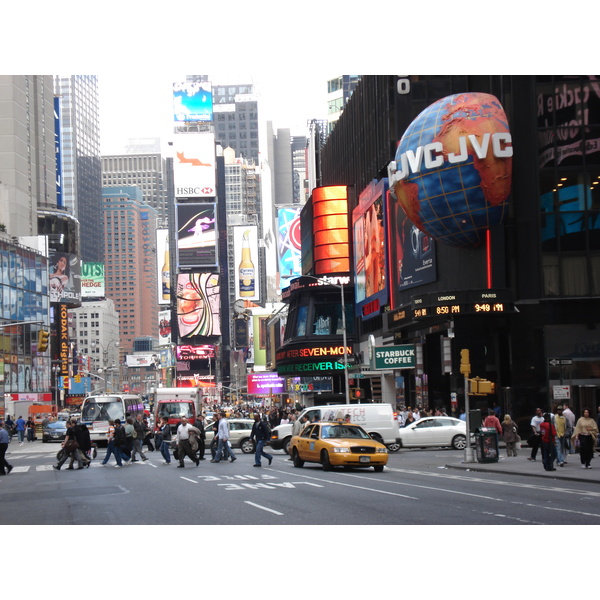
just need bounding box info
[296,424,318,462]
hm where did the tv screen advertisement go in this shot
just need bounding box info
[173,81,214,123]
[176,272,221,338]
[176,203,217,269]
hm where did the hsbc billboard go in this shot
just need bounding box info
[173,133,216,199]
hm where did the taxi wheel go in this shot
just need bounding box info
[321,450,333,471]
[292,448,304,468]
[374,465,384,472]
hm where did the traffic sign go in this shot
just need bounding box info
[549,358,573,367]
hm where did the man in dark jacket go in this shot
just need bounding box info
[70,422,92,468]
[250,413,273,467]
[113,419,127,466]
[194,414,206,460]
[131,414,148,462]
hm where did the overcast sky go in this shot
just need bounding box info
[98,71,331,155]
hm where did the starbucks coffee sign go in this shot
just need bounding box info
[374,345,416,369]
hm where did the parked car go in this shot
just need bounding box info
[42,420,68,443]
[290,421,389,472]
[203,418,256,453]
[398,417,468,450]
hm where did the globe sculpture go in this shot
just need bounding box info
[389,93,512,247]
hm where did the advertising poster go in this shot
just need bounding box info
[49,251,81,305]
[158,309,171,345]
[173,81,214,122]
[277,206,302,288]
[156,228,170,305]
[176,203,217,269]
[81,262,105,298]
[233,225,259,301]
[176,272,221,338]
[173,132,216,198]
[386,190,436,309]
[352,179,388,318]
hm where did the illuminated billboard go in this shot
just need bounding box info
[176,203,217,269]
[173,81,214,122]
[173,132,216,198]
[80,262,105,299]
[311,186,350,275]
[247,372,285,395]
[277,206,302,288]
[176,272,221,338]
[352,179,388,319]
[233,225,259,301]
[176,344,215,360]
[387,188,436,309]
[49,251,81,305]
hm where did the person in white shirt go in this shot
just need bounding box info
[528,407,544,462]
[176,416,200,468]
[562,404,576,454]
[211,412,236,463]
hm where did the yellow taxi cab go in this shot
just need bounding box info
[289,420,388,472]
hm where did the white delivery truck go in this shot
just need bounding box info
[270,403,400,454]
[153,387,201,432]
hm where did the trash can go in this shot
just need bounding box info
[475,427,499,463]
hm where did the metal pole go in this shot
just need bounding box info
[340,282,350,405]
[463,373,475,463]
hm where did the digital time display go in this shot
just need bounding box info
[410,290,513,319]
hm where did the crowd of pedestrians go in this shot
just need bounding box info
[525,403,599,471]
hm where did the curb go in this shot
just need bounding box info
[445,462,600,485]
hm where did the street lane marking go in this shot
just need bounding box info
[180,477,198,484]
[244,501,284,516]
[268,469,418,500]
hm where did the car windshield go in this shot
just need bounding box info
[81,399,124,422]
[321,425,371,440]
[157,402,193,418]
[46,422,66,430]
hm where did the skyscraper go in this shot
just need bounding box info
[0,75,56,235]
[54,75,102,262]
[102,186,158,355]
[101,153,168,225]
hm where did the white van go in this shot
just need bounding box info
[270,403,400,454]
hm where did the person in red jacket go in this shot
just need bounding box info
[540,413,557,472]
[483,409,502,435]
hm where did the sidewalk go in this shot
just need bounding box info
[445,449,600,484]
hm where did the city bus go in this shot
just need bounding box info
[80,393,145,444]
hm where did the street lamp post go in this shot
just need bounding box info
[303,276,351,405]
[91,339,120,392]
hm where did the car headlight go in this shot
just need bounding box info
[376,447,388,453]
[331,447,351,453]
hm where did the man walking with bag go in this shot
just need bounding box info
[176,416,200,468]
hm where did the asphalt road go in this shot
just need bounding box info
[2,441,600,526]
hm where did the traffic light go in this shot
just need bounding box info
[468,377,495,395]
[38,329,49,353]
[478,380,495,394]
[350,388,364,400]
[459,349,470,376]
